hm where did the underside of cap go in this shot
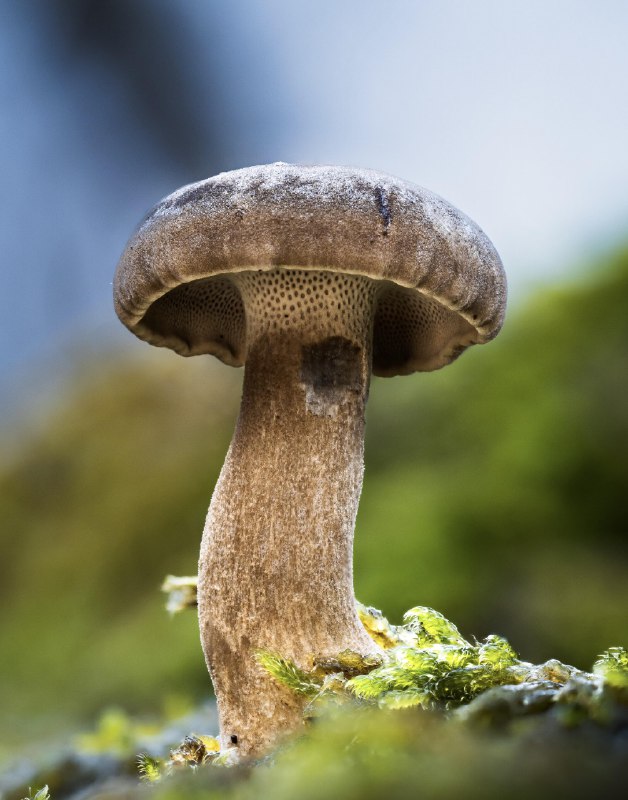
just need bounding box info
[114,163,507,376]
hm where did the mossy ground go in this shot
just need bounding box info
[4,603,626,800]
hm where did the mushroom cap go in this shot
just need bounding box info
[114,163,506,376]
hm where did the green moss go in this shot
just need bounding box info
[161,577,628,738]
[593,647,628,689]
[145,597,628,798]
[20,788,50,800]
[254,652,321,698]
[254,603,627,724]
[6,603,626,800]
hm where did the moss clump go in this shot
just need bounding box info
[138,734,231,783]
[593,647,628,689]
[254,603,627,725]
[145,598,627,798]
[161,578,628,734]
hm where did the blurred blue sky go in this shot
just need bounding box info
[2,0,627,411]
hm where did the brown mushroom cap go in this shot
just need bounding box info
[114,163,506,376]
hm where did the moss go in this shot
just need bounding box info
[20,788,50,800]
[145,595,627,797]
[5,602,626,800]
[162,578,628,732]
[254,603,627,724]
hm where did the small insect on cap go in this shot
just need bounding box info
[114,163,507,376]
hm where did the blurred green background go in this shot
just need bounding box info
[1,0,627,768]
[1,247,627,752]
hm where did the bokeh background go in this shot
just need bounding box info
[1,0,627,758]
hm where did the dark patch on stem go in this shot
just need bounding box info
[300,337,364,417]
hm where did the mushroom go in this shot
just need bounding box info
[114,163,506,756]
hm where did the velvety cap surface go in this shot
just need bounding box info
[114,163,506,375]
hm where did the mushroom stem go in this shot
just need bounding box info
[198,269,381,757]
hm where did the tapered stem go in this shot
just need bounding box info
[198,270,381,757]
